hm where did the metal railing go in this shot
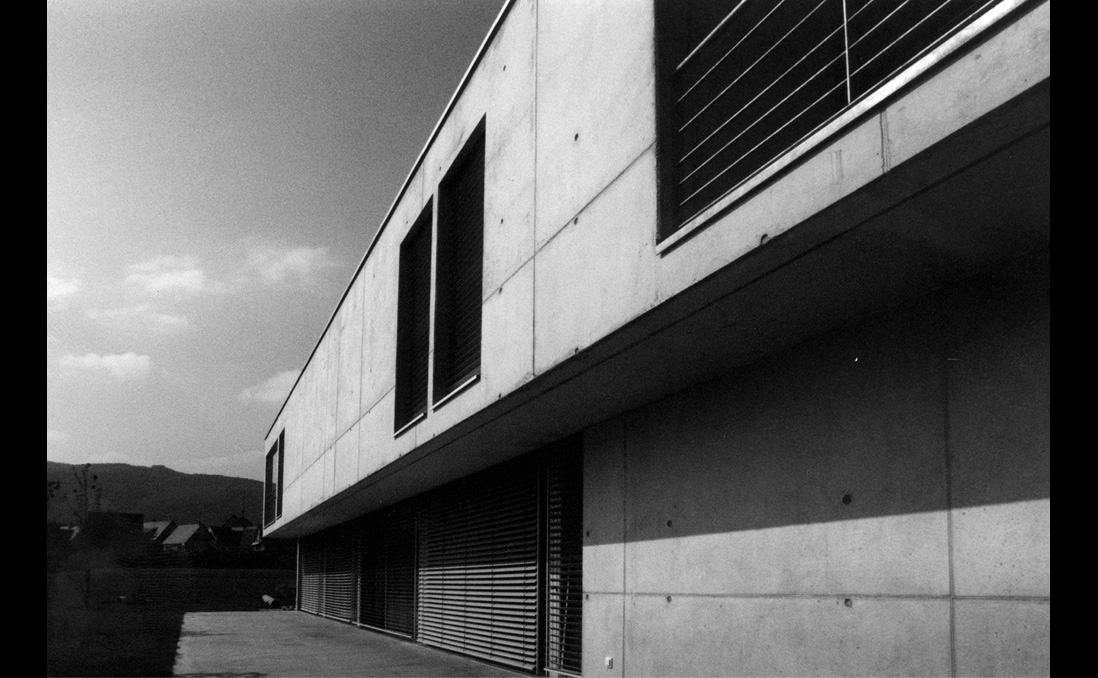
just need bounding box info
[664,0,1001,235]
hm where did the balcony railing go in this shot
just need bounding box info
[662,0,1004,237]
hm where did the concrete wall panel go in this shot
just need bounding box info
[534,149,658,374]
[480,259,534,399]
[535,0,655,246]
[359,197,405,418]
[625,513,948,597]
[283,478,301,524]
[884,2,1050,170]
[949,260,1050,597]
[304,363,323,468]
[322,445,335,501]
[657,116,883,297]
[333,423,359,495]
[953,499,1050,598]
[483,0,536,161]
[289,390,306,483]
[357,390,407,482]
[584,419,626,592]
[323,324,339,451]
[484,111,536,295]
[299,456,324,514]
[623,311,948,596]
[423,75,489,194]
[625,595,951,677]
[954,599,1050,677]
[336,281,364,437]
[582,593,625,678]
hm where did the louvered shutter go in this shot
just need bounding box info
[359,507,417,637]
[546,442,583,675]
[434,126,484,397]
[264,445,277,526]
[299,534,324,614]
[396,208,432,428]
[417,460,540,671]
[276,430,285,518]
[320,526,356,621]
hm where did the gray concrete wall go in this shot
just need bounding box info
[264,0,1050,548]
[582,252,1050,677]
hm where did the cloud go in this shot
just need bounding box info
[60,352,152,380]
[248,246,339,285]
[240,369,300,404]
[125,256,206,294]
[47,275,80,301]
[87,305,190,332]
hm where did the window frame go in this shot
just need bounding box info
[394,201,435,435]
[654,0,1025,252]
[432,118,486,408]
[264,430,284,527]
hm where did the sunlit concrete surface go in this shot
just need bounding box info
[173,610,519,677]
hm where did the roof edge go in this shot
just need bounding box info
[265,0,519,440]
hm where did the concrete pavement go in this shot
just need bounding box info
[173,610,519,677]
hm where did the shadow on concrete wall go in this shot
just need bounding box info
[589,248,1049,546]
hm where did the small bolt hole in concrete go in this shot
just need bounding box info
[574,133,579,141]
[666,520,672,527]
[760,233,770,245]
[842,493,852,505]
[666,596,672,603]
[844,598,853,608]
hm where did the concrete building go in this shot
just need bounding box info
[262,1,1049,675]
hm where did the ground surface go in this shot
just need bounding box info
[47,606,185,677]
[174,610,519,677]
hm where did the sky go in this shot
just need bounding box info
[47,0,506,481]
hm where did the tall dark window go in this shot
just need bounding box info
[657,0,1001,239]
[395,204,433,431]
[433,121,485,400]
[264,430,284,526]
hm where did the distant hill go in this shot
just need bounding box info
[47,461,262,526]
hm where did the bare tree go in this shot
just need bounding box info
[67,463,99,525]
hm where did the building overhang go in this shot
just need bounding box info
[270,72,1048,538]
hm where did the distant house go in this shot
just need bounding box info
[222,514,253,530]
[211,514,258,549]
[143,519,176,545]
[161,523,215,554]
[239,526,260,549]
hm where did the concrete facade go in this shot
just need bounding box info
[263,1,1049,675]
